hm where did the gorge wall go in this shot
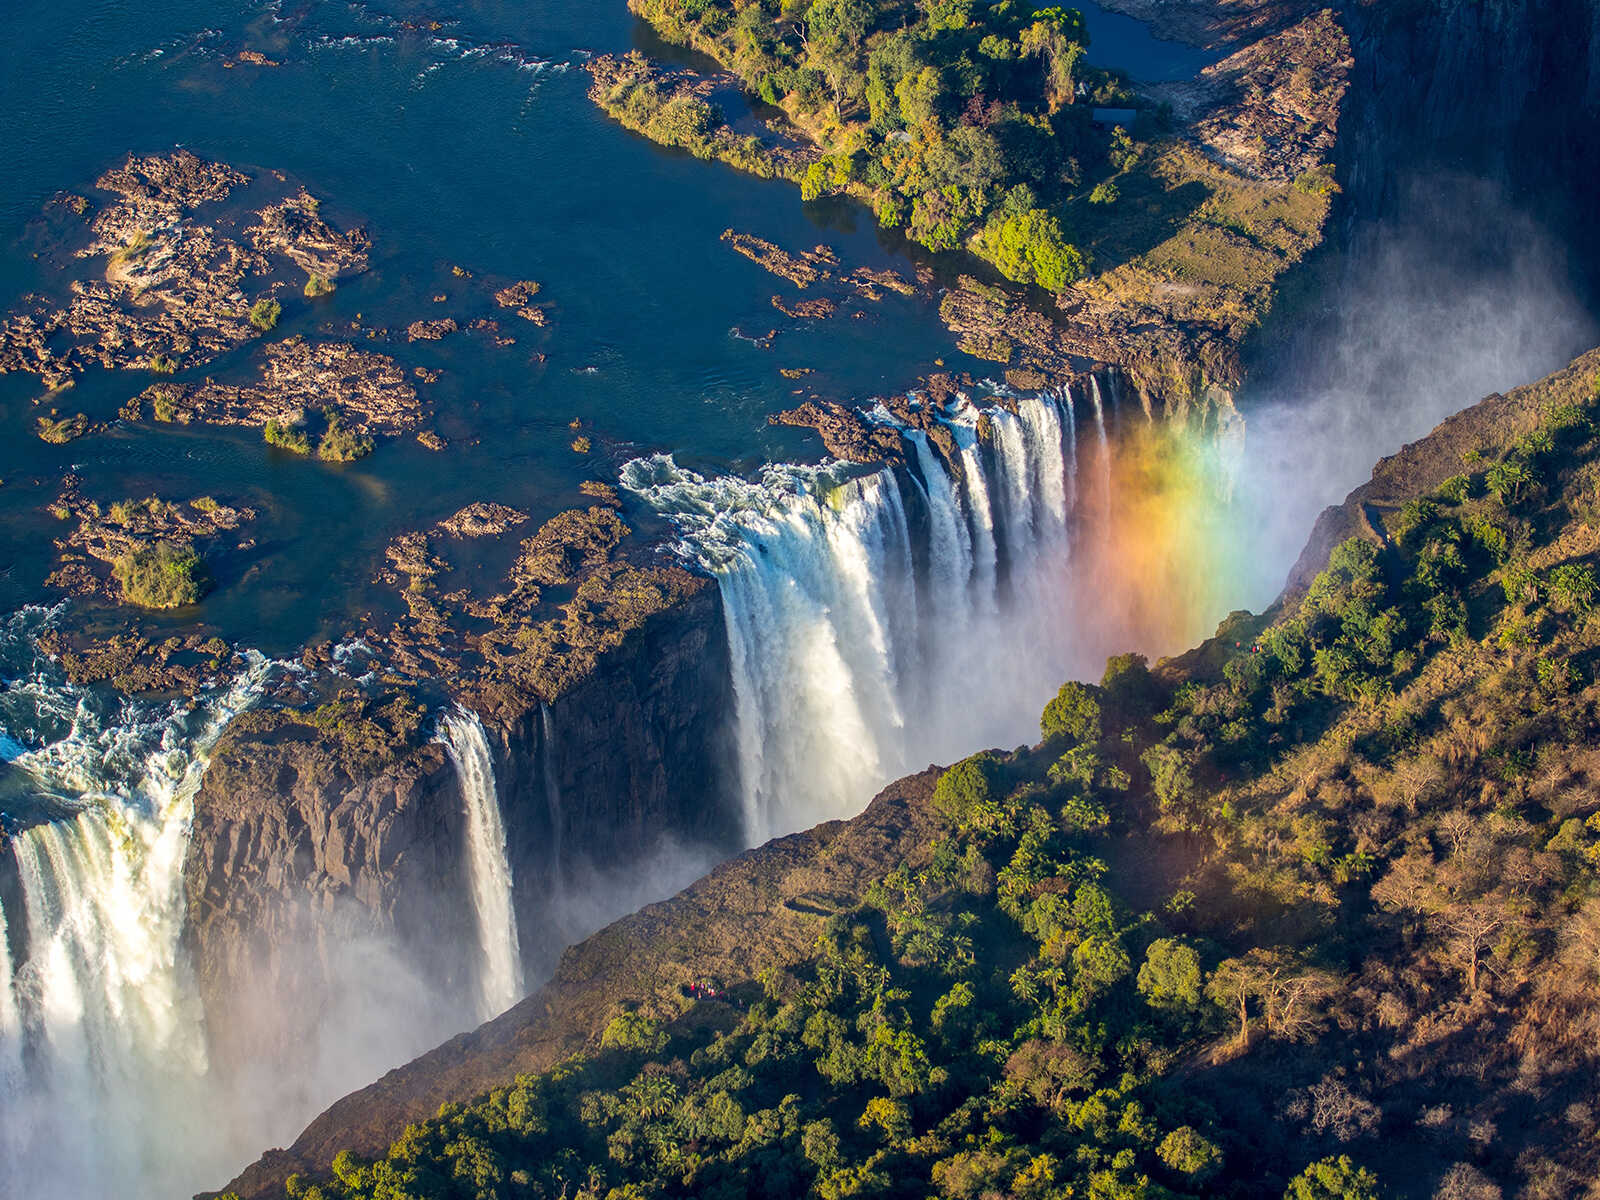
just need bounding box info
[180,579,740,1087]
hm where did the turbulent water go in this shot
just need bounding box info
[623,385,1117,844]
[0,612,279,1197]
[438,706,523,1020]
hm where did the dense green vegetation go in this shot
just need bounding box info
[622,0,1151,286]
[269,366,1600,1198]
[250,297,283,332]
[264,416,314,454]
[318,411,376,462]
[111,540,207,608]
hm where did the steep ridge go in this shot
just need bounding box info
[1286,350,1600,594]
[222,345,1600,1199]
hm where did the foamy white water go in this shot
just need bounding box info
[438,706,523,1019]
[621,389,1101,844]
[0,643,278,1199]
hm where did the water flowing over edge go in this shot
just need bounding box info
[0,608,283,1198]
[621,384,1124,846]
[437,705,524,1020]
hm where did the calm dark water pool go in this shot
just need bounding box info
[0,0,1204,654]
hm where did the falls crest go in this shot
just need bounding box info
[0,640,277,1199]
[438,706,523,1020]
[622,387,1114,844]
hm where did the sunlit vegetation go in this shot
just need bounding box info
[304,272,336,298]
[111,540,207,608]
[264,415,314,454]
[249,297,283,331]
[619,0,1153,285]
[36,412,89,443]
[281,367,1600,1199]
[317,410,375,462]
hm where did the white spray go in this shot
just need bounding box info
[437,706,522,1020]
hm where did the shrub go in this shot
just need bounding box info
[1088,181,1119,205]
[150,386,180,423]
[112,541,208,608]
[264,417,313,454]
[1157,1126,1222,1180]
[148,353,178,374]
[248,298,282,331]
[304,273,335,298]
[37,413,88,444]
[976,208,1086,292]
[1282,1155,1380,1200]
[1040,680,1101,745]
[601,1009,668,1054]
[1137,938,1204,1015]
[933,754,999,826]
[318,415,375,462]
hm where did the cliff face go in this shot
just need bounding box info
[182,582,740,1076]
[1337,0,1600,282]
[184,713,479,1074]
[220,768,941,1200]
[481,580,743,963]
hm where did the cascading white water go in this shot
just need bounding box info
[437,706,522,1020]
[622,388,1101,844]
[0,897,25,1163]
[1089,375,1113,523]
[540,703,565,888]
[0,635,278,1200]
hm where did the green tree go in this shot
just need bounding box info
[979,208,1086,291]
[1283,1156,1381,1200]
[1136,938,1203,1015]
[1041,680,1102,744]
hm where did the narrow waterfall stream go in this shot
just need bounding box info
[438,706,523,1020]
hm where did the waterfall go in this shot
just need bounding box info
[0,628,278,1200]
[438,706,522,1020]
[1089,375,1113,523]
[622,389,1101,845]
[540,702,564,888]
[0,896,24,1163]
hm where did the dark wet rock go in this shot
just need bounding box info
[95,150,246,209]
[493,280,541,308]
[138,337,422,438]
[771,294,836,320]
[0,152,370,390]
[578,480,622,507]
[226,49,281,68]
[246,190,370,280]
[721,230,833,287]
[770,400,907,467]
[405,318,459,342]
[37,629,237,693]
[438,502,529,539]
[44,479,255,606]
[511,507,628,589]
